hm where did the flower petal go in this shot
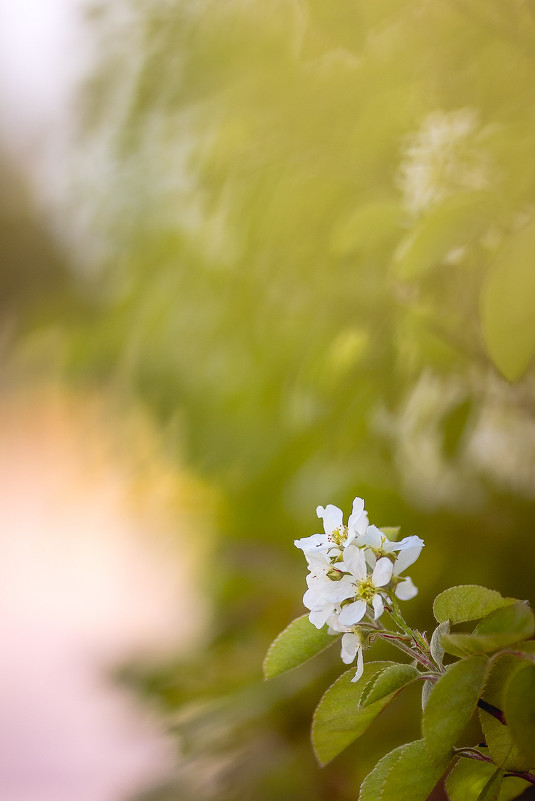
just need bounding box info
[294,533,327,552]
[338,599,367,627]
[341,544,367,581]
[316,504,343,536]
[372,593,385,619]
[325,579,356,604]
[328,613,350,633]
[395,577,418,600]
[393,545,423,575]
[348,497,369,538]
[357,524,383,549]
[303,587,323,610]
[304,550,331,568]
[351,647,364,683]
[350,497,364,518]
[372,556,393,587]
[341,632,359,664]
[309,605,334,628]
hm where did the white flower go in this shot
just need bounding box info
[392,539,423,574]
[358,525,424,572]
[303,570,355,629]
[303,549,333,583]
[340,631,364,682]
[294,496,368,557]
[337,547,394,626]
[295,495,423,682]
[395,576,418,600]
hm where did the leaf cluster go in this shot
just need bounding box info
[265,585,535,800]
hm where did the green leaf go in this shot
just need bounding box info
[421,680,434,711]
[476,603,534,638]
[477,769,504,801]
[441,603,535,658]
[358,666,391,707]
[433,586,514,625]
[504,663,535,767]
[423,655,489,762]
[361,664,419,706]
[359,739,451,801]
[442,397,475,460]
[331,200,405,256]
[479,653,532,772]
[358,745,405,801]
[312,661,406,766]
[446,754,529,801]
[393,191,492,280]
[481,215,535,381]
[515,640,535,655]
[430,620,450,667]
[263,615,336,679]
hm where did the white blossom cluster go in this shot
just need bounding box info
[397,107,490,215]
[295,497,424,682]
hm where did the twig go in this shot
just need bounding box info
[456,748,535,786]
[477,698,506,725]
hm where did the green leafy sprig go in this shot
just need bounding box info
[265,513,535,801]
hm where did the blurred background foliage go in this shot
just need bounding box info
[4,0,535,798]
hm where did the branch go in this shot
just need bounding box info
[504,770,535,786]
[456,748,535,786]
[477,698,506,725]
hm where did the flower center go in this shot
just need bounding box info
[329,525,348,546]
[356,577,377,603]
[371,546,396,563]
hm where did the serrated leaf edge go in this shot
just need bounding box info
[311,662,396,766]
[262,614,338,679]
[357,743,409,801]
[359,666,391,707]
[363,664,420,708]
[312,662,420,766]
[433,585,510,624]
[422,655,490,764]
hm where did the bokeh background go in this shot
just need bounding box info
[2,1,535,799]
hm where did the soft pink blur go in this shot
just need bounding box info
[0,388,211,801]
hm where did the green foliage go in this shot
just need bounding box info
[358,739,451,801]
[423,655,489,762]
[311,662,414,766]
[263,614,336,679]
[441,603,535,657]
[446,752,529,801]
[331,201,404,258]
[393,192,492,281]
[504,663,535,767]
[361,664,419,707]
[478,653,533,772]
[266,578,535,798]
[469,767,502,801]
[433,586,514,625]
[21,0,535,795]
[430,620,450,667]
[481,216,535,380]
[421,680,433,712]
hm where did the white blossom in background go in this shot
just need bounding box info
[397,107,491,215]
[295,496,424,681]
